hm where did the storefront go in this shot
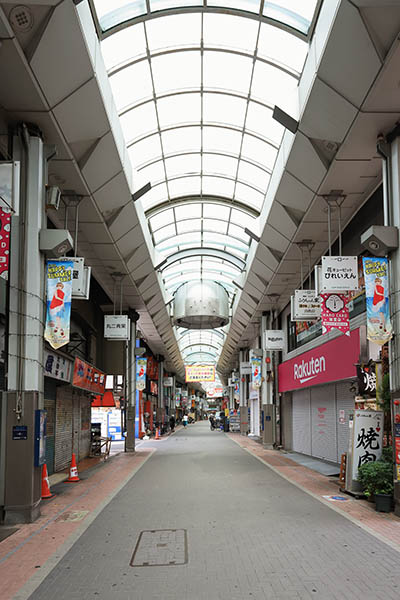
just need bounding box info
[279,329,361,464]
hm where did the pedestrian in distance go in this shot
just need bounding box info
[169,415,175,431]
[209,414,216,430]
[182,414,188,428]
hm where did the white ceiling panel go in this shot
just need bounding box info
[284,133,327,192]
[93,171,131,216]
[81,132,122,193]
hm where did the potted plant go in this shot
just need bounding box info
[357,458,393,512]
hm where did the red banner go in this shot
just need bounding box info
[72,358,106,395]
[278,328,360,392]
[0,209,11,280]
[320,292,350,336]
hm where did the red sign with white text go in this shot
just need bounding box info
[72,358,106,395]
[278,328,360,392]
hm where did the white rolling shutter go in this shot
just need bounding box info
[292,388,311,455]
[310,384,337,462]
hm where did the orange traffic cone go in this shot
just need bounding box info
[67,453,80,482]
[155,427,160,440]
[41,464,53,499]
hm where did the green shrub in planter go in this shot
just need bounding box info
[357,460,393,499]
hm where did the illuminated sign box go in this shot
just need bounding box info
[185,365,215,382]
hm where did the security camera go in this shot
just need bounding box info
[360,225,398,257]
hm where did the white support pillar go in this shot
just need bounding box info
[239,349,248,435]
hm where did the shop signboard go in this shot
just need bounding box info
[363,257,392,345]
[356,362,377,397]
[136,357,147,391]
[278,328,360,392]
[164,377,173,387]
[351,410,383,481]
[104,314,131,340]
[321,256,358,291]
[240,361,252,375]
[181,390,188,398]
[264,330,285,351]
[320,292,350,336]
[72,358,106,395]
[44,260,73,350]
[291,290,320,320]
[185,364,215,382]
[44,349,73,382]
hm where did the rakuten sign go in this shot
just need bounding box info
[278,329,360,392]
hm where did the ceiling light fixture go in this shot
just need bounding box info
[244,228,260,243]
[272,105,299,134]
[132,182,151,202]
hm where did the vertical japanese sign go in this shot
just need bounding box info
[136,357,147,391]
[363,257,392,345]
[0,209,11,279]
[320,293,350,336]
[45,260,73,350]
[352,410,383,480]
[251,355,262,388]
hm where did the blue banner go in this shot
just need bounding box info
[44,260,73,350]
[363,257,392,346]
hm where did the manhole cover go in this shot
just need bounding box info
[130,529,188,567]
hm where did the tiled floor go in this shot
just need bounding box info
[1,422,399,600]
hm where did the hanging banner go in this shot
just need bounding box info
[185,365,215,382]
[44,260,73,350]
[72,358,106,394]
[321,256,358,291]
[363,257,392,345]
[136,357,147,391]
[291,290,320,320]
[251,355,262,388]
[320,292,350,336]
[0,209,11,279]
[356,362,377,398]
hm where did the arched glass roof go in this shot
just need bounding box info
[93,3,320,368]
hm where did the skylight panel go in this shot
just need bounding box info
[251,60,298,116]
[152,51,201,95]
[168,175,201,198]
[263,0,318,35]
[241,134,277,170]
[237,160,270,192]
[161,126,201,154]
[95,0,147,31]
[176,219,200,234]
[128,134,162,168]
[146,12,201,50]
[165,154,201,178]
[257,22,308,72]
[203,203,230,220]
[245,101,284,144]
[153,223,177,243]
[234,182,265,210]
[138,160,166,185]
[140,182,168,211]
[202,153,238,180]
[202,126,242,155]
[202,176,235,198]
[203,93,247,129]
[157,93,201,129]
[120,101,158,141]
[174,204,202,220]
[109,61,153,110]
[207,0,261,16]
[203,218,229,235]
[150,208,174,232]
[204,51,253,95]
[203,13,258,53]
[101,23,147,70]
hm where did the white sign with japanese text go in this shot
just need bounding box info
[352,410,383,480]
[104,315,131,340]
[164,377,173,387]
[321,256,358,291]
[292,290,321,320]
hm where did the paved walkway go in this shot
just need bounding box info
[2,422,400,599]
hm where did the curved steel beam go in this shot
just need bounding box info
[159,247,245,271]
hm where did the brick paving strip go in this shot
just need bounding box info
[228,433,400,552]
[0,449,155,600]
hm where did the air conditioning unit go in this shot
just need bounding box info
[46,186,61,210]
[72,257,91,299]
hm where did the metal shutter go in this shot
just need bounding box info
[44,378,57,475]
[72,390,80,459]
[310,384,337,463]
[336,381,355,462]
[281,393,293,450]
[292,389,311,455]
[79,393,91,460]
[55,387,73,472]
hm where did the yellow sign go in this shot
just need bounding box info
[185,365,215,382]
[397,465,400,481]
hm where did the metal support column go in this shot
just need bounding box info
[125,311,138,453]
[4,129,47,523]
[239,349,248,435]
[157,355,164,431]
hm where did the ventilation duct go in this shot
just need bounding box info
[173,281,229,330]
